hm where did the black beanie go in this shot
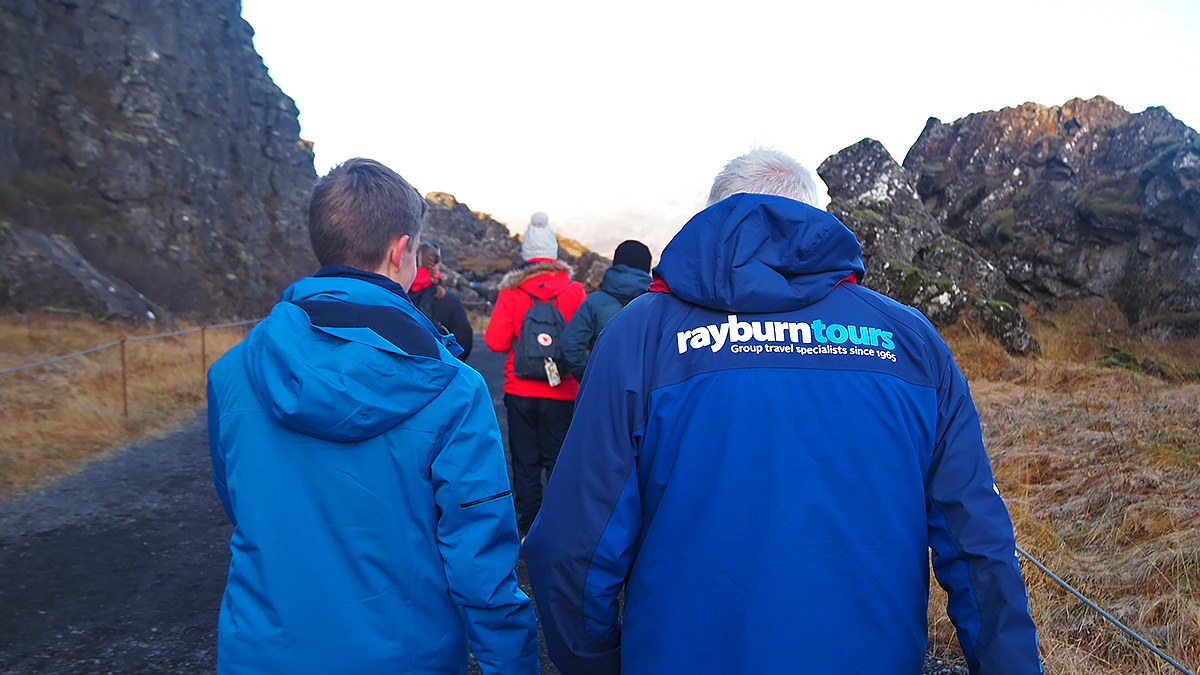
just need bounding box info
[612,240,652,272]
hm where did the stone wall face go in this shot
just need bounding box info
[902,97,1199,336]
[0,0,318,318]
[821,97,1199,345]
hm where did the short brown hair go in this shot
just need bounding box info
[308,158,428,270]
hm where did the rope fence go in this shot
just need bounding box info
[0,340,124,376]
[0,318,262,417]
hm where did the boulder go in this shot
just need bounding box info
[0,220,164,322]
[819,138,1039,353]
[970,299,1040,356]
[819,138,940,281]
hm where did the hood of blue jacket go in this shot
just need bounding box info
[654,194,865,313]
[599,264,651,302]
[242,269,462,443]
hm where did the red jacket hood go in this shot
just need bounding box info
[500,260,576,300]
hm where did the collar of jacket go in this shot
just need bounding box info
[313,264,412,300]
[500,259,574,291]
[286,265,462,357]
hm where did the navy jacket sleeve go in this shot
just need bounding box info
[560,295,599,382]
[524,316,644,675]
[926,352,1042,675]
[206,375,235,525]
[431,368,539,675]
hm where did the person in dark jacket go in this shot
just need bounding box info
[524,148,1042,675]
[207,158,537,675]
[560,240,652,382]
[411,242,474,360]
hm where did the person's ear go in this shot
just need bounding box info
[391,235,411,271]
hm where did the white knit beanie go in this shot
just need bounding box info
[522,211,558,261]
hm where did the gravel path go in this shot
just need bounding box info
[0,337,966,674]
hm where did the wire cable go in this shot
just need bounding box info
[0,319,262,376]
[1017,545,1196,675]
[0,341,122,376]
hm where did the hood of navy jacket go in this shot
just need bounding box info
[654,193,865,313]
[242,266,463,443]
[599,263,651,303]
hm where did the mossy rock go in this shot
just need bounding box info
[0,180,18,214]
[921,161,946,175]
[970,298,1040,355]
[1073,176,1141,222]
[849,209,884,224]
[952,182,988,215]
[1035,248,1059,265]
[982,208,1015,243]
[877,261,969,327]
[1145,312,1200,339]
[1097,343,1139,370]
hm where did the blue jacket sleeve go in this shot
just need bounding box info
[206,375,235,525]
[927,353,1041,675]
[560,295,599,382]
[524,321,644,675]
[431,368,539,675]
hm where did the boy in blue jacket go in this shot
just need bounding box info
[524,148,1041,675]
[207,158,537,675]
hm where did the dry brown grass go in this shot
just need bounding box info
[931,300,1200,674]
[0,312,248,496]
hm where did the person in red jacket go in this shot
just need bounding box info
[484,212,586,535]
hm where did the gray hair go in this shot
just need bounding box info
[706,147,820,207]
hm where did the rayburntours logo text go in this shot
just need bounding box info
[675,315,897,361]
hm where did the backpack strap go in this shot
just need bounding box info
[522,287,560,308]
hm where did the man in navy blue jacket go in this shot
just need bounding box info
[207,158,537,675]
[524,148,1041,675]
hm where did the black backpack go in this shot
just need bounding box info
[512,290,567,382]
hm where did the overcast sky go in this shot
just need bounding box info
[240,0,1200,255]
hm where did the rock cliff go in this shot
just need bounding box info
[819,139,1038,354]
[0,0,318,319]
[904,97,1199,338]
[820,96,1200,350]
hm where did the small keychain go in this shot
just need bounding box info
[544,358,561,387]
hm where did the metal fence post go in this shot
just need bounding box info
[201,326,207,382]
[120,336,128,418]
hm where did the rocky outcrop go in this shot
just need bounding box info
[903,96,1199,338]
[421,192,609,311]
[1,219,163,321]
[0,0,318,319]
[819,139,1038,354]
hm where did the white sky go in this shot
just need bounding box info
[240,0,1200,256]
